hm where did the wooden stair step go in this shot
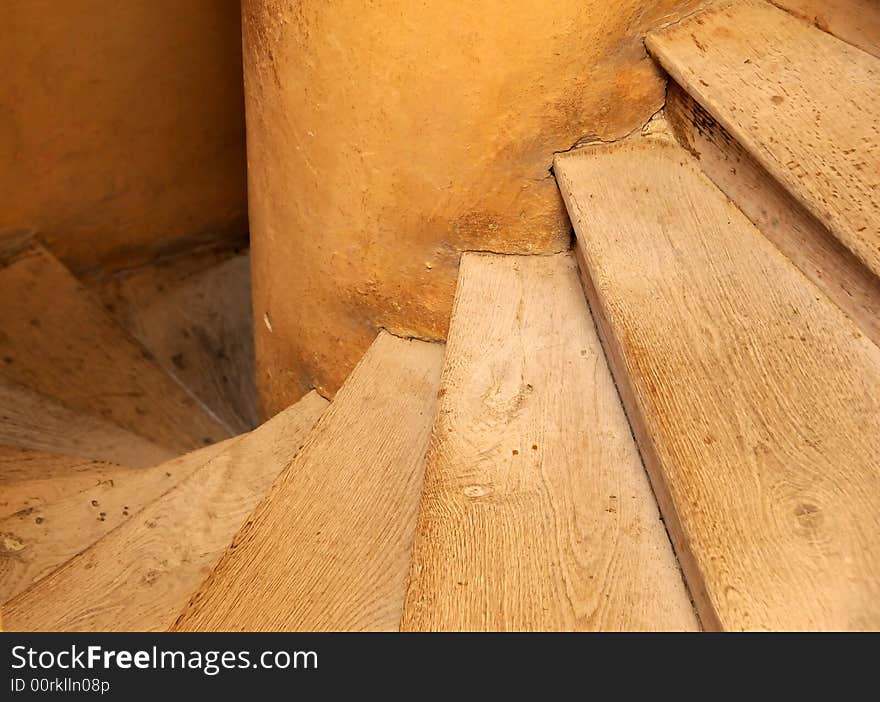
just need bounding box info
[665,83,880,348]
[1,391,326,631]
[171,332,442,632]
[647,0,880,282]
[770,0,880,58]
[554,125,880,631]
[0,238,231,452]
[0,438,235,605]
[0,447,132,519]
[0,376,174,468]
[400,253,697,632]
[95,250,258,433]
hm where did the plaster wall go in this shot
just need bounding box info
[0,0,248,274]
[245,0,704,414]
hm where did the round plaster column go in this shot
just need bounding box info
[242,0,701,415]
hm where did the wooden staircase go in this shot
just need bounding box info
[650,0,880,348]
[400,254,696,632]
[1,0,878,632]
[0,237,230,451]
[172,333,441,632]
[555,120,880,631]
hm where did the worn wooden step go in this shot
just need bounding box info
[665,84,880,348]
[171,333,442,632]
[0,447,131,519]
[95,250,258,433]
[647,0,880,282]
[770,0,880,57]
[1,392,326,631]
[0,238,230,452]
[400,253,697,632]
[0,439,235,605]
[554,125,880,631]
[0,377,173,468]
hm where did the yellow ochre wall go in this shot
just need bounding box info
[0,0,248,274]
[245,0,705,415]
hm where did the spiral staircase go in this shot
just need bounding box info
[1,0,878,632]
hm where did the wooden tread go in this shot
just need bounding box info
[172,333,442,632]
[554,126,880,631]
[770,0,880,58]
[0,240,230,452]
[0,447,130,520]
[0,439,234,605]
[647,0,880,282]
[1,392,326,631]
[95,251,258,433]
[400,253,697,632]
[665,83,880,348]
[0,376,173,468]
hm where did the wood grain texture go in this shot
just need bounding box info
[0,439,233,605]
[0,239,231,452]
[666,82,880,348]
[771,0,880,58]
[172,333,442,632]
[400,254,697,632]
[0,376,173,468]
[647,0,880,280]
[0,447,129,519]
[95,250,258,432]
[555,130,880,631]
[1,392,326,632]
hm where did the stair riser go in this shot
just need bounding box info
[556,134,880,631]
[665,82,880,348]
[647,0,880,283]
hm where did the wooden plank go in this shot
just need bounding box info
[666,82,880,348]
[400,254,697,632]
[94,251,258,432]
[171,333,442,632]
[0,376,173,468]
[554,128,880,631]
[0,447,130,519]
[1,392,327,631]
[0,239,231,452]
[647,0,880,281]
[0,439,235,605]
[771,0,880,58]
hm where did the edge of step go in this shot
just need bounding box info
[0,391,327,632]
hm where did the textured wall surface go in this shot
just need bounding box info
[245,0,704,414]
[0,1,247,274]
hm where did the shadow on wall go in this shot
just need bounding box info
[0,0,248,275]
